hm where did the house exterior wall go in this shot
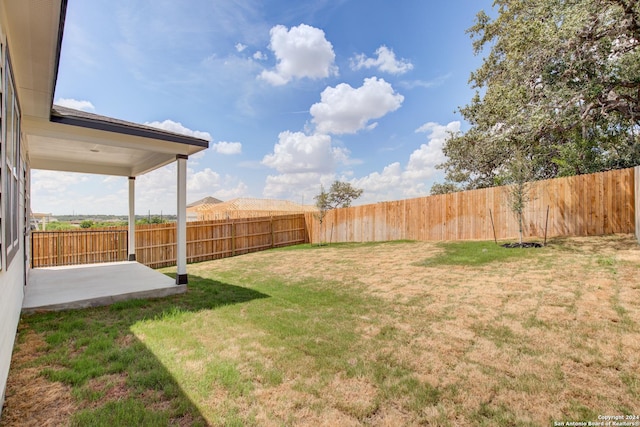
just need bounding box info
[0,14,28,415]
[0,247,25,414]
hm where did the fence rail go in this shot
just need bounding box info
[307,167,637,244]
[31,214,309,268]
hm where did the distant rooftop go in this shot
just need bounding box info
[187,196,223,208]
[196,197,316,213]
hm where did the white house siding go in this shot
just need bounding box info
[0,250,25,413]
[0,16,27,415]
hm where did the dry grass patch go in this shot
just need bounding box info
[197,236,640,425]
[2,327,77,427]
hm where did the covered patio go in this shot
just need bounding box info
[10,0,209,311]
[23,261,184,313]
[22,106,208,311]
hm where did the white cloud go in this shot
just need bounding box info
[31,172,93,214]
[399,74,451,90]
[262,171,335,201]
[31,162,248,215]
[403,121,459,181]
[186,168,222,192]
[253,51,267,61]
[144,119,212,141]
[134,166,179,212]
[261,131,353,200]
[350,45,413,75]
[351,121,460,203]
[310,77,404,134]
[259,24,338,86]
[351,162,403,195]
[212,141,242,155]
[55,98,96,112]
[189,150,207,161]
[211,181,249,200]
[235,42,247,52]
[186,168,248,201]
[32,171,90,194]
[187,168,248,201]
[415,120,461,137]
[31,171,125,214]
[137,164,248,211]
[262,131,346,173]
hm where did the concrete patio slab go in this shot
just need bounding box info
[23,261,185,313]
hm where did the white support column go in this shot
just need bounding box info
[176,155,188,285]
[128,177,136,261]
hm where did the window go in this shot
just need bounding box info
[4,48,20,267]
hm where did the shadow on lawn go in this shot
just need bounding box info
[2,275,269,426]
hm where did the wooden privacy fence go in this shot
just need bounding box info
[31,229,128,267]
[31,214,309,268]
[307,167,637,244]
[30,167,639,268]
[136,214,308,268]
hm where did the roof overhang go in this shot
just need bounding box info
[2,0,209,177]
[26,107,209,176]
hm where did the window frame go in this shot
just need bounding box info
[4,47,21,268]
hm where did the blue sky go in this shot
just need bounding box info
[33,0,494,215]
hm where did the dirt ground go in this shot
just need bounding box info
[3,234,640,426]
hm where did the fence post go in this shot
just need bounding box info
[57,233,61,266]
[403,199,407,240]
[271,216,275,248]
[635,166,639,244]
[30,232,34,268]
[231,220,236,256]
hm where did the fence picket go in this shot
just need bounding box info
[308,167,636,243]
[31,214,308,268]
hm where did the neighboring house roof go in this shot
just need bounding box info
[196,198,317,213]
[187,196,224,208]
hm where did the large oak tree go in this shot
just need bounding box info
[437,0,640,191]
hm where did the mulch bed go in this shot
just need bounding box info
[501,242,544,248]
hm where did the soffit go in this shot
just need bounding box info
[2,0,64,119]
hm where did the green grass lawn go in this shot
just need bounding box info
[3,236,640,426]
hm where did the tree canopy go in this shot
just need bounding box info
[437,0,640,191]
[314,181,363,231]
[315,181,364,211]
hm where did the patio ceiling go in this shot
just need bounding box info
[4,0,208,177]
